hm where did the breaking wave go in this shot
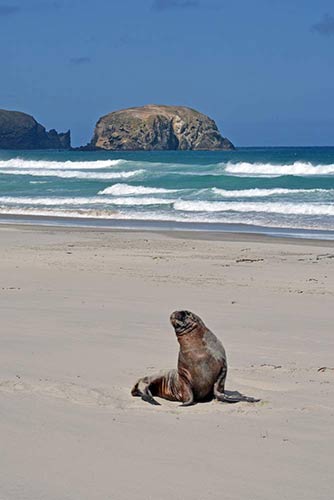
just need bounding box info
[0,169,144,180]
[212,187,331,198]
[98,183,179,196]
[0,206,332,234]
[0,158,124,170]
[223,162,334,177]
[1,149,334,235]
[174,200,334,216]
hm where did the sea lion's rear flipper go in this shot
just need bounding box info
[178,385,194,407]
[131,377,161,405]
[179,398,194,407]
[131,370,188,405]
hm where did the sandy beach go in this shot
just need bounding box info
[1,224,333,500]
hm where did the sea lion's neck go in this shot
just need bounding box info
[177,327,205,348]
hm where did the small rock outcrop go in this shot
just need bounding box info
[87,105,234,151]
[0,109,70,150]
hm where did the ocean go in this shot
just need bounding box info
[0,147,334,238]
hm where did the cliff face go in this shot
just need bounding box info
[0,110,70,150]
[89,105,234,151]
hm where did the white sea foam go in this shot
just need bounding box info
[0,206,186,221]
[174,200,334,216]
[0,158,196,173]
[0,196,173,207]
[108,197,173,206]
[0,205,260,224]
[0,206,172,220]
[0,169,144,180]
[5,195,333,216]
[223,162,334,177]
[0,206,333,233]
[212,187,331,198]
[112,210,308,228]
[0,207,119,219]
[0,159,124,170]
[98,183,179,196]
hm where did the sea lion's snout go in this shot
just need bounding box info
[170,310,187,324]
[170,310,195,335]
[171,310,186,321]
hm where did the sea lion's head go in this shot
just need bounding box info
[170,310,205,336]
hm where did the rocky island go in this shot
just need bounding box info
[83,105,234,151]
[0,109,70,150]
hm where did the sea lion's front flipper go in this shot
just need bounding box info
[213,366,229,401]
[217,391,261,403]
[213,369,260,404]
[215,391,242,403]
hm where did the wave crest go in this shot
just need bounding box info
[0,159,124,170]
[212,187,331,198]
[0,196,173,207]
[174,200,334,216]
[0,169,144,180]
[98,183,178,196]
[223,161,334,177]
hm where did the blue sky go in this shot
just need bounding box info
[1,0,334,146]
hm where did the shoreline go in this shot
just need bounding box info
[1,213,334,244]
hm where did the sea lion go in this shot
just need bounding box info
[131,310,258,406]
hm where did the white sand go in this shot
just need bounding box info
[0,225,333,500]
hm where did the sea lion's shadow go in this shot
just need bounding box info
[141,390,260,406]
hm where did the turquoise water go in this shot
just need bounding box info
[0,147,334,237]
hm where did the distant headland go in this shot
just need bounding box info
[0,105,235,151]
[0,109,70,150]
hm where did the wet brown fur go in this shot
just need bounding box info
[131,310,245,406]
